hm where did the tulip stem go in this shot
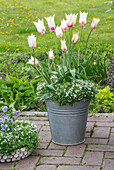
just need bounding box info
[44,33,48,51]
[78,26,83,73]
[85,29,93,56]
[33,49,35,65]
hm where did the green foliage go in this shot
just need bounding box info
[82,51,109,84]
[0,75,41,111]
[97,86,114,108]
[0,53,37,79]
[89,86,114,113]
[37,65,97,105]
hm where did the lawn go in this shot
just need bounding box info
[0,0,114,54]
[0,0,113,113]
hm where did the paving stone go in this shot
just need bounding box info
[23,111,48,116]
[108,133,114,145]
[34,121,49,126]
[39,131,52,142]
[48,142,67,149]
[96,122,114,127]
[39,157,81,165]
[86,122,94,133]
[57,165,100,170]
[108,140,114,145]
[110,132,114,140]
[65,144,85,157]
[15,156,39,170]
[0,162,14,170]
[85,138,108,144]
[105,152,114,158]
[111,128,114,132]
[87,115,113,122]
[38,142,49,149]
[85,133,91,137]
[82,152,103,165]
[92,127,110,138]
[36,165,56,170]
[34,117,49,121]
[102,159,114,170]
[87,144,114,151]
[32,149,63,156]
[19,116,48,120]
[41,126,51,131]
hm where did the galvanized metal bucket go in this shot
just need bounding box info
[46,99,90,145]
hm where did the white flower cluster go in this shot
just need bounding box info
[0,120,39,155]
[50,80,97,105]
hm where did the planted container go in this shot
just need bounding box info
[46,98,90,145]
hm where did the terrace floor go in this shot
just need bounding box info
[0,112,114,170]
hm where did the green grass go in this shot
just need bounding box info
[0,0,114,54]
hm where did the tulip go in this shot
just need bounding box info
[45,15,56,31]
[27,56,39,65]
[55,26,63,38]
[61,19,68,31]
[48,49,54,59]
[91,18,100,29]
[27,34,36,49]
[33,19,46,35]
[61,40,67,51]
[72,13,78,25]
[72,33,79,44]
[65,13,73,27]
[79,11,88,26]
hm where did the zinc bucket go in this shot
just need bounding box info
[46,99,90,145]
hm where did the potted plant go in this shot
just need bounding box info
[0,106,39,162]
[26,11,100,145]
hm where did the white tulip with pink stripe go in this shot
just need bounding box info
[27,34,36,49]
[61,19,68,31]
[79,11,88,26]
[49,49,54,59]
[33,19,46,35]
[45,15,56,31]
[61,40,67,51]
[72,33,79,44]
[91,18,100,29]
[27,56,39,65]
[55,26,63,38]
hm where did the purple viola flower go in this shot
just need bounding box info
[0,118,4,123]
[2,106,8,113]
[16,110,21,116]
[9,119,13,122]
[9,105,14,109]
[1,124,7,131]
[7,62,10,64]
[94,54,97,56]
[4,118,9,122]
[103,52,106,55]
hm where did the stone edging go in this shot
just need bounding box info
[0,147,33,163]
[22,111,114,117]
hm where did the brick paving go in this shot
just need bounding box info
[0,114,114,170]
